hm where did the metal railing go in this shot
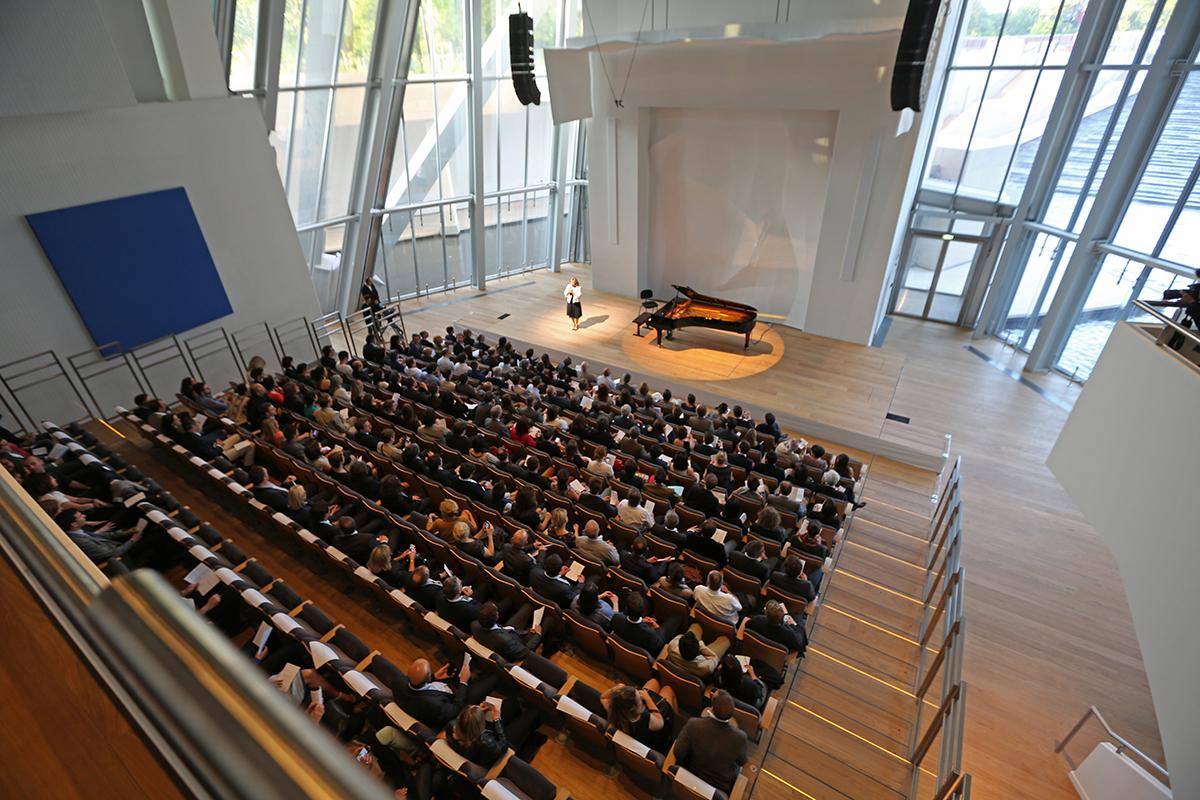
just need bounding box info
[1055,706,1169,785]
[0,452,391,799]
[1132,299,1200,365]
[908,455,971,799]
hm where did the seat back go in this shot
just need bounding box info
[762,583,810,618]
[563,609,609,662]
[608,634,655,683]
[654,659,705,713]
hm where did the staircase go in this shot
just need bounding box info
[752,458,970,800]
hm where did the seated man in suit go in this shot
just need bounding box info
[530,553,581,608]
[728,539,772,583]
[682,473,721,519]
[397,657,497,730]
[746,599,806,654]
[682,520,733,568]
[577,477,616,519]
[673,690,748,793]
[619,536,668,585]
[649,509,686,547]
[436,576,483,631]
[500,528,541,585]
[770,554,816,603]
[331,516,388,564]
[403,564,443,610]
[470,601,542,661]
[575,520,619,566]
[248,466,291,513]
[609,591,681,655]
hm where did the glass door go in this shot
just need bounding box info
[891,232,988,324]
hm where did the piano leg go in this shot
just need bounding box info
[744,331,751,349]
[655,328,663,346]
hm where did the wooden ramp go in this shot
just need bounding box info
[753,458,939,799]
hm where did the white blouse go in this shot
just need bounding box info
[564,283,582,303]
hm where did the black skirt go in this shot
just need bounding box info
[566,301,583,319]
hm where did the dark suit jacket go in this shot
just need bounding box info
[683,486,720,519]
[438,594,482,630]
[769,571,816,602]
[333,531,380,564]
[471,621,541,661]
[501,543,536,584]
[530,568,579,608]
[578,492,616,519]
[398,680,465,730]
[253,485,291,513]
[674,715,748,792]
[610,613,665,654]
[682,531,729,568]
[728,551,770,583]
[746,613,806,653]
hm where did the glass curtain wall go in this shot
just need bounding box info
[906,0,1198,381]
[273,0,381,313]
[922,0,1086,205]
[375,0,474,298]
[218,0,591,313]
[1056,65,1200,379]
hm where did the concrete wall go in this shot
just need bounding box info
[1048,323,1200,800]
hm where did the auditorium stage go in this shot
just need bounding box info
[395,265,948,469]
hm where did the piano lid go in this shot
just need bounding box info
[670,285,758,314]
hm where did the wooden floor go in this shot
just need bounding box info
[0,547,185,799]
[390,267,1162,800]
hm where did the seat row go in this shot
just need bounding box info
[114,409,755,799]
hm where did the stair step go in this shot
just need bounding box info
[811,612,919,686]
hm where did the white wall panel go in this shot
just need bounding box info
[0,0,136,117]
[646,107,837,322]
[1049,324,1199,800]
[0,98,319,395]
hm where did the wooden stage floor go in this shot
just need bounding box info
[393,266,1162,800]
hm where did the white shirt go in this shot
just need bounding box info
[564,283,582,302]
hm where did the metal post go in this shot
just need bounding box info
[354,0,421,304]
[468,0,487,290]
[974,0,1125,339]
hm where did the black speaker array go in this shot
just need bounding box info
[891,0,947,112]
[509,12,541,106]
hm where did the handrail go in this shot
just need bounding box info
[933,771,972,800]
[0,458,392,797]
[1055,705,1169,783]
[91,571,393,799]
[0,467,107,610]
[1133,299,1200,349]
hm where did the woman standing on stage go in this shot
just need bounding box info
[564,276,583,331]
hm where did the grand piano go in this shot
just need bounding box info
[647,285,758,348]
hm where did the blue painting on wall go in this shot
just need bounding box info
[26,187,233,351]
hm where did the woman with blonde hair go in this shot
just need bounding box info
[286,483,308,513]
[563,277,583,331]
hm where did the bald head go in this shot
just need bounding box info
[407,658,432,687]
[583,520,600,539]
[511,528,529,547]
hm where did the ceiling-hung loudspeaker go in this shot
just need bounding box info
[891,0,948,112]
[509,11,541,106]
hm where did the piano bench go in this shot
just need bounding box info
[633,312,653,337]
